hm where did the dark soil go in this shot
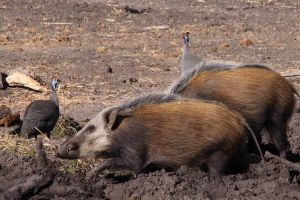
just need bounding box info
[0,0,299,199]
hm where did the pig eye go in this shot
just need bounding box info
[67,143,78,152]
[85,125,96,134]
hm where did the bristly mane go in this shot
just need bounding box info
[108,93,181,113]
[103,63,272,114]
[168,62,272,95]
[106,92,227,115]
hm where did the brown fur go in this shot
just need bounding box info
[57,94,262,177]
[134,102,245,165]
[173,67,296,157]
[101,100,252,176]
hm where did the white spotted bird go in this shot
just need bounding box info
[21,80,60,138]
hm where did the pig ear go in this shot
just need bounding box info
[107,109,118,130]
[106,108,128,131]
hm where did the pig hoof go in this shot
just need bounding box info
[280,151,290,159]
[85,171,99,181]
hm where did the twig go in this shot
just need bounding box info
[34,127,47,136]
[58,124,66,132]
[36,136,49,168]
[42,22,73,25]
[34,127,55,148]
[282,74,300,78]
[265,151,300,171]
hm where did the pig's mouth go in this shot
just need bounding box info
[94,149,116,158]
[55,143,80,159]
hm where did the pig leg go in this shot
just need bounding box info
[267,120,290,158]
[207,151,228,177]
[86,159,113,180]
[86,158,143,180]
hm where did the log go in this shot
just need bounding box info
[265,151,300,171]
[0,137,56,200]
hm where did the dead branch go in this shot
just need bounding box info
[265,151,300,171]
[0,137,56,200]
[43,181,88,196]
[42,22,73,25]
[36,136,49,168]
[282,74,300,78]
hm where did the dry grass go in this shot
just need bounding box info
[0,131,100,174]
[58,157,102,174]
[51,115,82,139]
[0,133,36,156]
[0,114,102,174]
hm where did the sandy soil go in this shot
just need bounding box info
[0,0,300,199]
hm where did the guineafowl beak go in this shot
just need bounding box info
[183,32,190,45]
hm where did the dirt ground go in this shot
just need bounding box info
[0,0,300,199]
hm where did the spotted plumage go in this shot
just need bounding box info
[21,80,60,138]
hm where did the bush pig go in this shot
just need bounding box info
[168,63,297,158]
[56,93,263,177]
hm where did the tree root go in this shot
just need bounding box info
[0,137,56,200]
[265,151,300,171]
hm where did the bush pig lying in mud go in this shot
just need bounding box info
[168,63,297,158]
[56,93,263,177]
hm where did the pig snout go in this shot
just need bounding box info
[55,142,80,159]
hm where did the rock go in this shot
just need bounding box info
[6,71,46,92]
[107,66,113,73]
[220,42,229,48]
[124,6,152,14]
[122,78,138,84]
[129,78,138,83]
[96,46,106,53]
[0,112,20,127]
[240,38,254,46]
[0,105,11,119]
[0,105,21,127]
[0,72,8,89]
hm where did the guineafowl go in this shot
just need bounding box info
[180,32,203,75]
[20,80,60,138]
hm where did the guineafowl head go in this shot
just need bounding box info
[182,32,190,45]
[51,79,60,91]
[50,79,60,105]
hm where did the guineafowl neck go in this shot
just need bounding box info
[50,91,59,106]
[182,45,190,58]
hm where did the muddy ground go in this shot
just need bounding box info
[0,0,300,199]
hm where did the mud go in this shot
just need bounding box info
[0,0,300,199]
